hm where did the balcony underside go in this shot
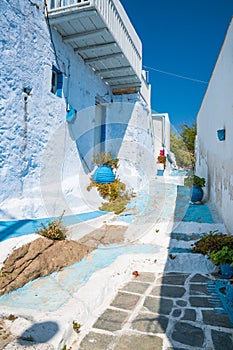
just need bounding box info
[48,5,141,93]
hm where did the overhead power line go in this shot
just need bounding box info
[143,65,208,84]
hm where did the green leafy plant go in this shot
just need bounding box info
[87,178,135,215]
[184,174,206,188]
[191,231,233,257]
[96,179,135,214]
[100,196,129,215]
[93,152,119,170]
[73,321,81,333]
[36,212,67,240]
[210,246,233,266]
[170,131,194,169]
[88,155,135,214]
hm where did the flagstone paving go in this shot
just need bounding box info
[78,272,233,350]
[76,185,233,350]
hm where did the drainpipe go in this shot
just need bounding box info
[161,114,165,150]
[22,87,32,151]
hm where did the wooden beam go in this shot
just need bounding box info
[63,28,107,43]
[95,65,132,73]
[112,86,141,95]
[84,52,123,63]
[104,74,136,82]
[75,41,117,53]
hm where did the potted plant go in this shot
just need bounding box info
[92,152,119,184]
[191,231,233,257]
[157,155,166,176]
[210,246,233,279]
[191,231,233,278]
[184,174,206,202]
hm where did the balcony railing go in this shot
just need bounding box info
[141,71,151,106]
[47,0,142,92]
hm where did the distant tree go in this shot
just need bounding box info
[179,123,196,156]
[170,123,196,169]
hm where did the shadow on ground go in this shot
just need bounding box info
[18,321,59,346]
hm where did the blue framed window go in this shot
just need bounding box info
[51,65,63,98]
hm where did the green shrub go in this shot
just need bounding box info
[92,152,119,170]
[88,155,135,215]
[36,212,67,240]
[100,196,129,215]
[191,231,233,256]
[210,246,233,266]
[87,177,135,215]
[72,321,81,333]
[97,179,133,214]
[184,174,206,188]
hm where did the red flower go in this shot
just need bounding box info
[132,270,139,277]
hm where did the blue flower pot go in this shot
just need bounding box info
[217,129,225,141]
[226,283,233,308]
[92,165,115,184]
[190,186,204,202]
[157,169,164,176]
[220,263,233,279]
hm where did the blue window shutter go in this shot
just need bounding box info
[57,72,63,89]
[56,72,63,97]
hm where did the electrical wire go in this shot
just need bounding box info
[143,65,208,84]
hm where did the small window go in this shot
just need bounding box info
[51,65,63,98]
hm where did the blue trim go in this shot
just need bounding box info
[217,129,225,141]
[101,123,106,144]
[0,211,107,242]
[66,107,76,123]
[51,65,63,98]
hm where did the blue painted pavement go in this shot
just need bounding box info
[0,244,160,312]
[0,211,107,242]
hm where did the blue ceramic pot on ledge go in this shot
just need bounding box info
[220,263,233,279]
[226,283,233,308]
[92,165,115,184]
[190,186,204,202]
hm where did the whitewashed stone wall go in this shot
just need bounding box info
[152,113,171,173]
[196,19,233,234]
[0,0,154,219]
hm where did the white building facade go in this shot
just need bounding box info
[152,113,172,175]
[196,18,233,234]
[0,0,155,219]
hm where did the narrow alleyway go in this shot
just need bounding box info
[0,177,232,350]
[73,181,233,350]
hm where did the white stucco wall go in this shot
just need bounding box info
[152,113,171,173]
[196,18,233,233]
[0,0,154,220]
[107,96,155,190]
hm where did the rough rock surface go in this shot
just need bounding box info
[0,318,14,350]
[0,237,93,296]
[78,224,127,248]
[0,225,127,296]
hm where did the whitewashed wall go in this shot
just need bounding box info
[0,0,154,219]
[152,113,171,173]
[196,19,233,233]
[107,95,155,190]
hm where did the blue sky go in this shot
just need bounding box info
[120,0,233,129]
